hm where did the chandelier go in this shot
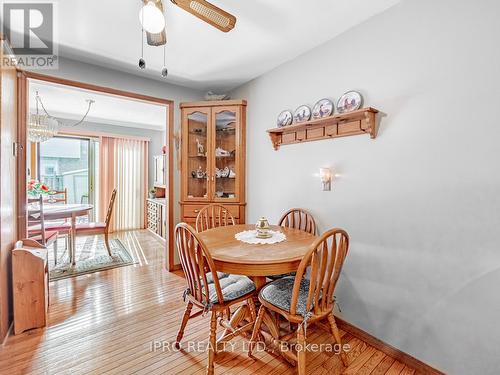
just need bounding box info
[28,111,59,143]
[28,91,95,143]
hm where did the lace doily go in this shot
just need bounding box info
[235,230,286,244]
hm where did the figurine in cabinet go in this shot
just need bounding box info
[196,166,205,179]
[196,139,205,156]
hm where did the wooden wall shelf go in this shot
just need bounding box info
[267,107,379,150]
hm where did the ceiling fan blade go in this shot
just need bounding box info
[170,0,236,32]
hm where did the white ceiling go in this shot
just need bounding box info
[29,79,167,131]
[52,0,400,91]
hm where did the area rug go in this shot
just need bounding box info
[49,238,135,281]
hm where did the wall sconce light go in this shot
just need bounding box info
[319,167,332,191]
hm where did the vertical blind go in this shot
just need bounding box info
[100,137,148,232]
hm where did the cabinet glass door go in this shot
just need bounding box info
[212,107,238,201]
[185,110,210,200]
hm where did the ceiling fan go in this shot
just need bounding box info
[139,0,237,46]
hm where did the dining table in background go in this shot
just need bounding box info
[42,203,93,265]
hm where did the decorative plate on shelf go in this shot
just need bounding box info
[277,110,293,127]
[337,91,363,113]
[312,98,334,119]
[293,105,311,123]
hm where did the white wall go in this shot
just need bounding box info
[231,0,500,373]
[30,57,204,262]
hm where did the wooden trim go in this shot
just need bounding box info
[17,71,27,240]
[29,143,37,180]
[17,70,177,272]
[21,71,173,106]
[143,142,148,230]
[58,128,151,142]
[167,101,175,271]
[334,315,446,375]
[180,99,247,108]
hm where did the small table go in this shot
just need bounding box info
[198,224,317,349]
[43,204,93,265]
[198,224,317,290]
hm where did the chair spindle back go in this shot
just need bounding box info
[196,204,236,232]
[44,188,68,204]
[279,208,317,235]
[104,189,117,231]
[27,196,46,244]
[175,222,224,306]
[290,228,349,317]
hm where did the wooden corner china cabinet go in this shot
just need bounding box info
[180,100,247,226]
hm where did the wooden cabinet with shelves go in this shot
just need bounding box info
[147,198,167,239]
[180,100,247,223]
[149,153,168,240]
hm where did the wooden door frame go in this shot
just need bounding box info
[17,71,176,271]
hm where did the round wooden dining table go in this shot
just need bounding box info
[198,224,318,355]
[43,204,93,265]
[197,224,317,290]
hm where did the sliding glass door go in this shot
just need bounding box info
[38,135,99,221]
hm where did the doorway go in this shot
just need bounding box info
[18,72,175,270]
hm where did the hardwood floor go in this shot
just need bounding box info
[0,230,419,374]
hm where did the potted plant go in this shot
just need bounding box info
[27,180,51,198]
[149,187,156,199]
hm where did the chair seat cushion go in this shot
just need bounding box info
[268,272,296,280]
[206,272,255,304]
[75,222,106,232]
[260,276,311,317]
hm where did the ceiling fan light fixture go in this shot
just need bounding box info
[139,1,166,34]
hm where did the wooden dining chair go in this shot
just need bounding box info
[268,208,318,281]
[43,188,68,204]
[75,189,117,256]
[27,196,59,263]
[174,222,257,375]
[249,228,350,375]
[279,208,317,235]
[195,203,236,232]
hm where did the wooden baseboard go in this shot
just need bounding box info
[334,315,446,375]
[170,263,182,271]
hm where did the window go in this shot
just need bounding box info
[38,135,99,221]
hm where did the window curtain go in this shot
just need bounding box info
[99,137,148,232]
